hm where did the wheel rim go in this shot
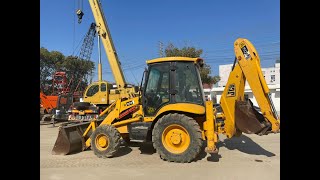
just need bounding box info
[162,124,190,154]
[95,134,109,151]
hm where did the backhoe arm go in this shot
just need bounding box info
[220,38,280,138]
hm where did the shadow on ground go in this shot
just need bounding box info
[113,146,133,157]
[139,142,156,155]
[126,142,156,155]
[200,134,275,162]
[219,134,275,157]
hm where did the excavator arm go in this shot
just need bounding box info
[220,38,280,138]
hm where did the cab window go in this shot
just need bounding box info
[86,85,99,97]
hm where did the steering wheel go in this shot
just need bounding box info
[156,94,163,104]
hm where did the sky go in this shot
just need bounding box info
[40,0,280,85]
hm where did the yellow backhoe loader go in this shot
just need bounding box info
[52,38,280,163]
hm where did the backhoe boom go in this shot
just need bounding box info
[220,38,280,138]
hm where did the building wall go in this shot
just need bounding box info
[218,63,280,87]
[218,64,233,87]
[262,63,280,85]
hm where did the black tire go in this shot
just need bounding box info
[152,113,203,163]
[90,125,121,158]
[73,102,91,110]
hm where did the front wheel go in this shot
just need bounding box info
[152,113,203,163]
[90,125,121,158]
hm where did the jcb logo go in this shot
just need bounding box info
[227,84,236,97]
[125,100,134,106]
[240,42,251,60]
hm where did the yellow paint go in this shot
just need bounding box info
[162,124,190,154]
[99,98,140,126]
[98,63,102,82]
[95,134,109,151]
[220,64,245,138]
[113,117,141,127]
[144,103,205,122]
[83,121,95,138]
[203,101,218,152]
[82,81,110,105]
[116,126,128,133]
[71,109,96,114]
[146,57,203,64]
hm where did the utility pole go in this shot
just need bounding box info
[158,41,164,57]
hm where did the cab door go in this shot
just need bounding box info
[142,62,170,116]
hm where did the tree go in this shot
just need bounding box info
[40,47,95,95]
[40,47,65,94]
[199,64,220,85]
[163,43,220,85]
[165,43,203,58]
[62,56,95,92]
[276,58,280,63]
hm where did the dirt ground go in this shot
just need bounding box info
[40,123,280,180]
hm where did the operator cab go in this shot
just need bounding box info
[142,57,205,116]
[83,81,114,105]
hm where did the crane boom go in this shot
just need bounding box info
[88,0,126,88]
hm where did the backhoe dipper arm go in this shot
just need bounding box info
[88,0,126,88]
[220,38,280,138]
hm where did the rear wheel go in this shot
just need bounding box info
[152,113,203,163]
[90,125,121,158]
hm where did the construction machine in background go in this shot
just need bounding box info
[40,71,72,121]
[40,69,86,121]
[68,0,139,120]
[52,38,280,163]
[40,91,58,121]
[40,23,98,122]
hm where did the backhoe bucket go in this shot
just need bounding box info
[235,100,271,135]
[51,122,91,155]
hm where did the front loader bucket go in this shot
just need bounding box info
[51,122,91,155]
[235,100,271,135]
